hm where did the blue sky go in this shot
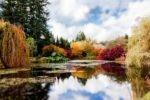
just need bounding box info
[48,0,150,41]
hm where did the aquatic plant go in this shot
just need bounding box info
[0,20,29,68]
[126,16,150,68]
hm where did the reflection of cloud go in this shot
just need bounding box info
[59,89,109,100]
[48,74,132,100]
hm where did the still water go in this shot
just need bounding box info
[0,60,150,100]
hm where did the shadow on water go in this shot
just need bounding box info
[0,61,149,100]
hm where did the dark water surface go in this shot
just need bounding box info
[0,60,150,100]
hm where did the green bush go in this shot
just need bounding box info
[49,52,69,63]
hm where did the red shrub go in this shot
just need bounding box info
[64,49,73,59]
[96,45,125,60]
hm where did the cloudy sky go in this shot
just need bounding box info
[48,0,150,42]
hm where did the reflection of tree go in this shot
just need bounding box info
[101,63,125,76]
[0,82,52,100]
[77,77,87,86]
[71,67,95,79]
[0,69,30,79]
[57,73,71,81]
[126,67,150,100]
[98,63,126,82]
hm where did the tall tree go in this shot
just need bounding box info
[75,31,86,41]
[55,37,70,50]
[27,0,50,40]
[0,0,55,55]
[0,0,28,30]
[0,0,50,40]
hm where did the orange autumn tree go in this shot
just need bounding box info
[70,42,82,57]
[0,20,29,68]
[71,40,94,57]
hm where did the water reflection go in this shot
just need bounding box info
[48,75,131,100]
[126,67,150,100]
[0,82,52,100]
[0,61,149,100]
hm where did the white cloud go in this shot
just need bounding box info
[49,0,90,23]
[48,0,150,42]
[59,0,90,22]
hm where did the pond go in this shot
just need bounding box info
[0,60,150,100]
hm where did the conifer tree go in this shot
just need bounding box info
[0,0,55,55]
[75,32,86,41]
[0,0,50,40]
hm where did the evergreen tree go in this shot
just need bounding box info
[55,37,70,49]
[55,37,59,46]
[27,0,50,40]
[125,34,128,39]
[0,0,55,55]
[0,0,50,40]
[1,0,28,31]
[75,31,86,41]
[59,37,70,49]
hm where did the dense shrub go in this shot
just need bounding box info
[42,45,54,57]
[42,44,69,57]
[64,49,73,59]
[0,20,29,68]
[96,45,125,60]
[94,48,105,60]
[49,52,68,63]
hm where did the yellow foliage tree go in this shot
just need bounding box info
[126,17,150,68]
[70,42,82,57]
[0,20,29,68]
[71,40,94,57]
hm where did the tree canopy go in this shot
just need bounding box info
[0,0,50,40]
[75,32,86,41]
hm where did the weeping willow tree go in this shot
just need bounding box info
[0,20,29,68]
[126,17,150,68]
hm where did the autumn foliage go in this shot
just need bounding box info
[70,40,94,57]
[0,20,29,68]
[96,45,125,60]
[42,44,67,56]
[126,17,150,67]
